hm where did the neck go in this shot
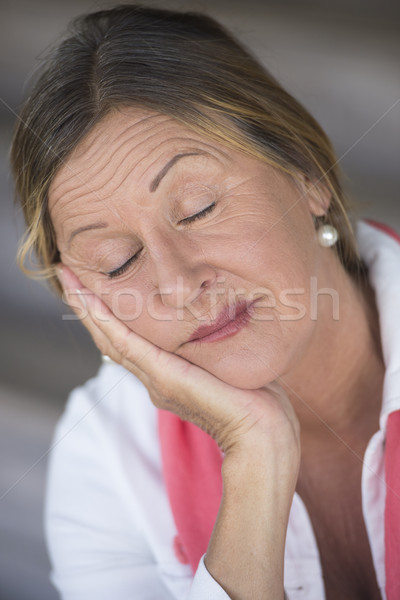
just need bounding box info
[278,254,385,450]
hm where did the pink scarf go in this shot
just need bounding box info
[157,219,400,598]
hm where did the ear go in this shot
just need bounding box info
[297,174,332,219]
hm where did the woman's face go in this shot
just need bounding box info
[49,107,332,389]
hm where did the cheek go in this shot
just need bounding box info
[247,226,313,285]
[242,222,317,323]
[101,286,178,352]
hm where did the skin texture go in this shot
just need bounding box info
[50,107,385,599]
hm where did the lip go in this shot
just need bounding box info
[188,299,255,343]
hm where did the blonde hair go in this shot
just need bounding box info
[11,4,365,294]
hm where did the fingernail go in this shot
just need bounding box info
[75,288,87,309]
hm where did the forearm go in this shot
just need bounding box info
[204,445,296,600]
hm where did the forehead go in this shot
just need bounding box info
[48,107,231,209]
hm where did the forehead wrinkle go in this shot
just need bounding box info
[104,120,198,182]
[84,121,183,195]
[96,114,175,171]
[62,204,107,228]
[51,153,111,201]
[71,123,114,163]
[51,113,171,198]
[50,125,158,224]
[50,168,138,246]
[106,133,197,194]
[50,128,121,197]
[55,130,164,210]
[51,185,108,218]
[51,123,143,199]
[72,111,166,162]
[54,116,183,202]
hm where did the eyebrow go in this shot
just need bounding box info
[68,222,108,246]
[149,152,204,192]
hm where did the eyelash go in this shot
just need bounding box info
[106,202,216,279]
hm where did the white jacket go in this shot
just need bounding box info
[45,220,400,599]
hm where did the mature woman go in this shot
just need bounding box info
[11,5,400,600]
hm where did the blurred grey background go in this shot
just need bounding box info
[0,0,399,598]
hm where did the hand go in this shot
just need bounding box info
[58,265,300,465]
[59,264,299,598]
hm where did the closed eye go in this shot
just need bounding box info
[106,252,141,279]
[180,202,216,224]
[107,202,216,279]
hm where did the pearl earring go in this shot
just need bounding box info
[317,224,338,247]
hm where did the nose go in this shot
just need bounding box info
[150,236,216,309]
